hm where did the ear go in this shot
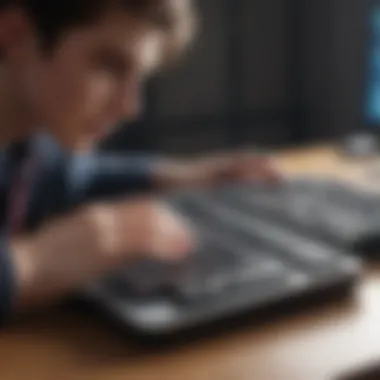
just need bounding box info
[0,7,36,60]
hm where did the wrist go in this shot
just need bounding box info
[10,235,44,311]
[153,159,199,191]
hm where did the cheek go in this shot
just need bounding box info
[34,66,115,127]
[27,66,83,127]
[43,71,117,124]
[82,73,117,116]
[23,64,95,149]
[23,54,120,149]
[44,71,90,119]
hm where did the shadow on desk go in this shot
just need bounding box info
[4,287,358,357]
[0,293,363,380]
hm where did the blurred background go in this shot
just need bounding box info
[101,0,375,156]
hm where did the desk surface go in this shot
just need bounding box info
[1,146,380,380]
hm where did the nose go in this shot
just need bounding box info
[113,81,143,122]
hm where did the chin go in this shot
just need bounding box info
[75,139,95,152]
[76,135,106,152]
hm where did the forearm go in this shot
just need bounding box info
[2,234,49,313]
[10,236,43,311]
[67,153,161,205]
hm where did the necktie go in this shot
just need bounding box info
[8,154,40,235]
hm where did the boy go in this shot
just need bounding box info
[0,0,280,323]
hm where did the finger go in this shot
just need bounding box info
[234,157,283,183]
[148,207,196,261]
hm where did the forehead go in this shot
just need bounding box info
[55,10,165,72]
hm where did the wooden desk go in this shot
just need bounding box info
[1,146,380,380]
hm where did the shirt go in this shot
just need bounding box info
[0,134,157,324]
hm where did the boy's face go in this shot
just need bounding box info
[6,9,164,149]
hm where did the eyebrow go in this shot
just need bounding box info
[92,45,135,76]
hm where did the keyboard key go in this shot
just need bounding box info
[222,184,369,247]
[183,195,346,269]
[103,178,364,305]
[174,257,287,301]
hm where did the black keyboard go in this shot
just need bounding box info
[82,177,365,336]
[213,178,380,255]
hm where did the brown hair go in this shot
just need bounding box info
[0,0,197,63]
[111,1,197,63]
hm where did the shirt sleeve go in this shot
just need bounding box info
[0,235,15,326]
[66,153,160,206]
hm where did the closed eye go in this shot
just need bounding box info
[91,47,134,79]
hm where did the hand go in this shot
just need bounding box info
[155,151,281,190]
[10,198,194,310]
